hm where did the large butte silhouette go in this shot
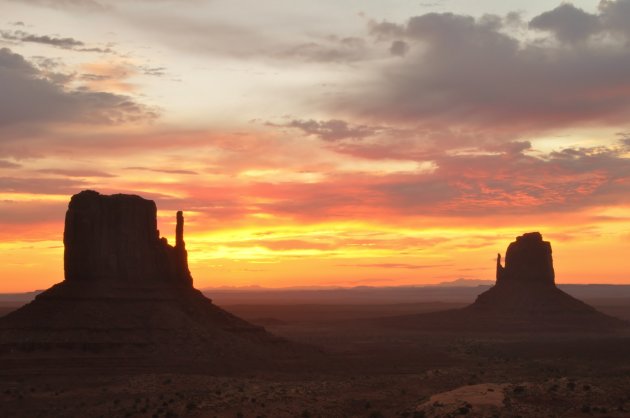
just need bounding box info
[381,232,627,332]
[0,191,290,365]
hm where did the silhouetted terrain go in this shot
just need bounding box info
[2,193,630,417]
[373,233,627,333]
[5,283,630,306]
[0,191,299,369]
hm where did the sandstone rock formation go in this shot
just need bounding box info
[0,191,292,366]
[496,232,554,286]
[379,232,627,332]
[63,190,192,286]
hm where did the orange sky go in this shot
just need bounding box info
[2,1,630,291]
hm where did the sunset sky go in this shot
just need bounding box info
[2,0,630,292]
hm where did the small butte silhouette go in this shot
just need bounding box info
[0,190,295,367]
[377,232,627,332]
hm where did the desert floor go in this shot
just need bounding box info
[1,300,630,418]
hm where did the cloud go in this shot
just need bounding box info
[0,176,86,194]
[0,48,156,129]
[0,200,68,242]
[348,6,630,137]
[0,30,85,49]
[278,119,380,141]
[79,61,138,93]
[36,168,115,177]
[279,36,369,63]
[337,263,452,269]
[7,0,108,11]
[139,66,167,77]
[389,40,409,56]
[222,141,630,221]
[599,0,630,38]
[368,20,406,41]
[369,143,630,217]
[529,4,601,43]
[8,0,199,11]
[125,167,198,175]
[0,159,21,169]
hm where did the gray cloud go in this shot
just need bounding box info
[0,30,84,49]
[600,0,630,37]
[275,119,381,141]
[8,0,198,10]
[529,4,601,43]
[368,20,406,41]
[6,0,108,11]
[0,48,156,129]
[139,66,167,77]
[1,29,115,54]
[389,40,409,56]
[344,8,630,136]
[279,36,368,63]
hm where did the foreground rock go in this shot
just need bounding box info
[376,232,627,332]
[0,191,300,369]
[416,383,508,417]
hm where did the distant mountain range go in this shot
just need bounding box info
[2,281,630,306]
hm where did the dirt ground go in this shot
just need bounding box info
[2,301,630,418]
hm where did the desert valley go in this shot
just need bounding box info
[3,1,630,416]
[1,191,630,418]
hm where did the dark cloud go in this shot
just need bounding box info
[277,119,380,141]
[529,4,601,43]
[599,0,630,38]
[347,8,630,135]
[76,46,114,54]
[0,48,156,129]
[389,40,409,56]
[0,29,115,54]
[0,30,84,49]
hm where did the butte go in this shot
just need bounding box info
[0,190,298,369]
[378,232,627,332]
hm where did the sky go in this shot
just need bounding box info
[1,0,630,292]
